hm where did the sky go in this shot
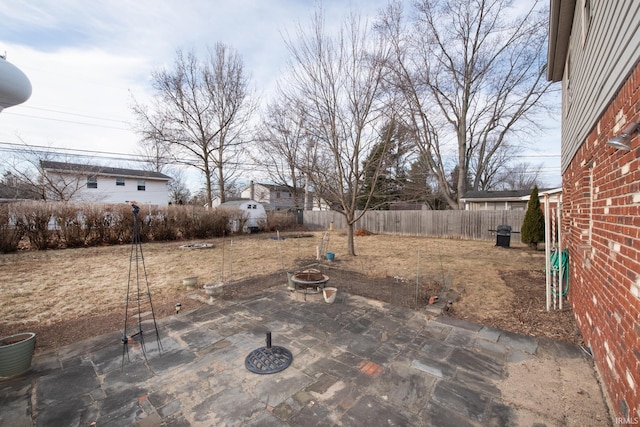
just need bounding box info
[0,0,562,192]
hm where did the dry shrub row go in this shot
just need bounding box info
[0,202,296,252]
[262,210,299,232]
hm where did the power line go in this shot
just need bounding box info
[0,141,139,161]
[0,140,561,177]
[2,111,131,131]
[512,154,560,158]
[21,105,130,124]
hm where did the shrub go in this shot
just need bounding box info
[82,203,109,245]
[207,210,231,237]
[55,203,85,248]
[0,203,24,253]
[148,206,178,241]
[222,208,249,234]
[108,204,137,244]
[521,185,545,249]
[263,211,297,232]
[6,201,241,250]
[17,201,54,250]
[176,206,230,239]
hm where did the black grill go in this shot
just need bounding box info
[245,332,293,374]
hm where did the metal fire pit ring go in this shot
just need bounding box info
[245,332,293,374]
[290,269,329,296]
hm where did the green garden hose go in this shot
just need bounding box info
[549,248,569,296]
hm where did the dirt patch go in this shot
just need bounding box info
[11,265,580,354]
[448,269,583,344]
[216,266,443,310]
[0,232,583,354]
[499,357,612,426]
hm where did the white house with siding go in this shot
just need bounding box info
[241,181,329,211]
[40,161,171,205]
[460,190,533,211]
[548,0,640,419]
[460,188,561,211]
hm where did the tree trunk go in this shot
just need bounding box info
[217,163,225,204]
[204,169,213,208]
[346,221,356,256]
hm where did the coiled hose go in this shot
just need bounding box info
[549,248,569,296]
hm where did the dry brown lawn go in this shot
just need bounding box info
[1,230,580,352]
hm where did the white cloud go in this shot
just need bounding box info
[0,44,150,154]
[0,0,390,155]
[0,0,560,188]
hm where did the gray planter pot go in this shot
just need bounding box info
[0,332,36,379]
[182,277,198,290]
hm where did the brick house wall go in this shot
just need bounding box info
[562,62,640,420]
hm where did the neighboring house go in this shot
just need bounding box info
[40,161,171,205]
[241,181,328,211]
[460,190,534,211]
[548,1,640,419]
[218,199,267,232]
[460,188,560,211]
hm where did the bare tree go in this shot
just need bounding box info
[378,0,553,209]
[282,9,392,255]
[252,98,308,209]
[0,171,40,200]
[3,142,90,201]
[471,140,516,191]
[497,162,544,190]
[131,44,255,208]
[164,168,190,204]
[137,138,172,174]
[470,140,546,191]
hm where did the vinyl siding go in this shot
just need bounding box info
[52,172,169,205]
[561,1,640,171]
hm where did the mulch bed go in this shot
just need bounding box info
[448,270,583,345]
[14,261,582,355]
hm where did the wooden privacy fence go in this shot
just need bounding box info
[303,210,526,241]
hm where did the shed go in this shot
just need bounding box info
[218,199,267,233]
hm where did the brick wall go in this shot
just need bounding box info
[562,62,640,421]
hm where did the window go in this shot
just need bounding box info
[137,180,146,191]
[87,176,97,189]
[116,177,125,186]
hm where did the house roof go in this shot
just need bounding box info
[460,190,535,201]
[248,182,292,192]
[40,161,172,181]
[547,0,577,82]
[461,188,560,202]
[219,199,261,208]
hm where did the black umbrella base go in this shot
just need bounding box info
[244,332,293,374]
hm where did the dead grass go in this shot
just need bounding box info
[1,231,544,330]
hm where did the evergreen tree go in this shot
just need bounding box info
[521,185,545,249]
[356,120,411,210]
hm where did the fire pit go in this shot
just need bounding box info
[290,269,329,294]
